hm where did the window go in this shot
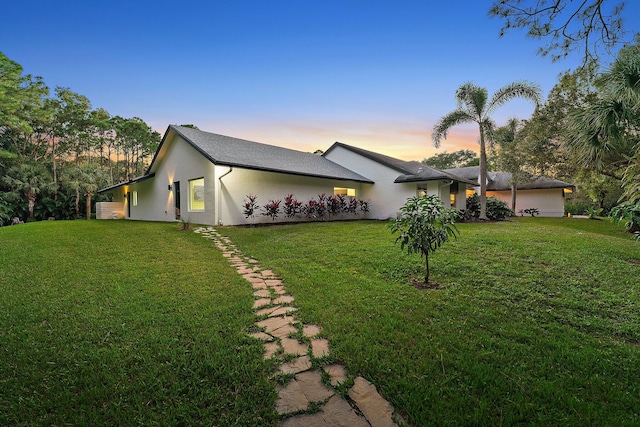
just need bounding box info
[132,191,138,206]
[449,182,458,207]
[189,178,205,211]
[334,187,356,196]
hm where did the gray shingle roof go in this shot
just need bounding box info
[486,172,574,191]
[148,126,373,183]
[444,167,574,190]
[324,142,424,174]
[324,142,476,185]
[443,166,480,181]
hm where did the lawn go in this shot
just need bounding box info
[0,220,278,426]
[220,217,640,425]
[1,218,639,426]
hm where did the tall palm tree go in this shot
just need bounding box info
[432,82,541,219]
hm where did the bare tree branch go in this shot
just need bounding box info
[489,0,635,64]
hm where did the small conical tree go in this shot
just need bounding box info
[389,195,459,284]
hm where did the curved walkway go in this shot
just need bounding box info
[195,226,402,426]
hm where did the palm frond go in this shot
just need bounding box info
[431,109,475,148]
[487,81,542,115]
[481,119,497,150]
[455,82,487,118]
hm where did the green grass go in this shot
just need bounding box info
[2,218,639,426]
[220,218,640,426]
[0,221,277,426]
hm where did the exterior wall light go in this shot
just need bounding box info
[168,184,172,191]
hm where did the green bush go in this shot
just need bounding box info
[464,194,513,220]
[565,199,597,215]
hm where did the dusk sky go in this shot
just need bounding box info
[2,1,638,161]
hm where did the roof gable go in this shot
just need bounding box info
[323,142,423,174]
[147,126,373,183]
[325,142,476,185]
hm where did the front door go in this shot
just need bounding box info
[126,192,131,217]
[174,181,181,220]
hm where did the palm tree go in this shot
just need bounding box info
[566,43,640,201]
[432,82,541,219]
[2,162,55,219]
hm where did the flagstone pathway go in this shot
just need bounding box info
[194,226,402,426]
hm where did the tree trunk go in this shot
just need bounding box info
[27,192,35,219]
[51,134,57,200]
[86,192,92,220]
[424,252,430,284]
[75,187,80,218]
[479,125,488,220]
[511,184,517,211]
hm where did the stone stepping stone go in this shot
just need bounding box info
[264,342,280,359]
[323,364,347,387]
[237,267,255,275]
[271,286,286,295]
[296,370,334,402]
[273,295,295,305]
[244,275,266,283]
[281,412,328,426]
[281,338,309,356]
[265,279,283,286]
[268,306,297,317]
[318,395,370,427]
[271,324,298,339]
[256,306,279,317]
[251,282,268,290]
[253,289,271,298]
[253,298,271,309]
[348,377,397,427]
[311,338,330,358]
[256,316,290,333]
[276,380,308,414]
[249,332,273,341]
[303,324,322,338]
[279,355,312,374]
[261,270,276,277]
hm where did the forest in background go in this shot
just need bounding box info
[0,52,160,223]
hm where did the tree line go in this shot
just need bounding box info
[0,52,161,224]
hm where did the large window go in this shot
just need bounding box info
[132,191,138,206]
[334,187,356,196]
[189,178,205,211]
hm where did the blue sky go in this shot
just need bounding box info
[2,1,637,160]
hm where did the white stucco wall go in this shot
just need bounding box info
[217,167,369,225]
[103,133,217,224]
[323,146,417,219]
[487,188,566,217]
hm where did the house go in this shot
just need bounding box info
[445,166,575,217]
[98,125,474,225]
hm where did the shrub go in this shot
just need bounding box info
[326,195,341,216]
[283,194,302,218]
[389,195,459,284]
[565,199,597,216]
[465,194,513,220]
[262,200,281,221]
[240,193,371,223]
[523,208,540,217]
[243,195,259,219]
[610,200,640,240]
